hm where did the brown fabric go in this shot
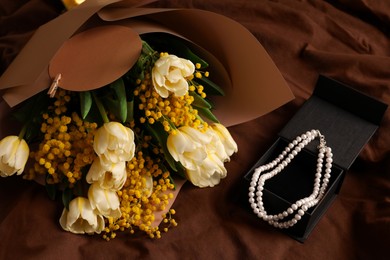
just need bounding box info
[1,0,390,259]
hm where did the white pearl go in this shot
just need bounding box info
[295,214,301,220]
[298,209,305,216]
[291,204,298,210]
[287,208,293,214]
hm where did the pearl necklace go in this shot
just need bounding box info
[248,129,333,229]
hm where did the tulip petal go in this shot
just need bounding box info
[94,128,109,155]
[86,158,103,183]
[14,139,29,174]
[0,136,19,164]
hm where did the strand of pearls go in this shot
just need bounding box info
[248,129,333,229]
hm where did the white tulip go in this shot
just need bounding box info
[86,158,127,191]
[185,129,228,187]
[59,197,105,234]
[167,126,233,188]
[93,122,135,164]
[152,54,195,98]
[0,136,29,177]
[167,126,209,171]
[88,183,121,219]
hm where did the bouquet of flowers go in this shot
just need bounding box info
[0,32,237,240]
[0,0,293,242]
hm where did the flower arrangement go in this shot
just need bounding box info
[0,33,237,240]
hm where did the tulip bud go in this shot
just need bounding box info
[93,122,135,164]
[86,158,127,191]
[88,183,121,219]
[59,197,105,234]
[152,54,195,98]
[0,136,29,177]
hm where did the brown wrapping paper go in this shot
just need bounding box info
[0,0,293,127]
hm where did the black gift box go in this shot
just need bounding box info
[241,75,388,242]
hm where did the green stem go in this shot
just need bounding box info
[92,92,109,124]
[18,124,27,140]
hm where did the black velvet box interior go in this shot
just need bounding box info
[241,75,388,242]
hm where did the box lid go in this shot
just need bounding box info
[279,75,387,170]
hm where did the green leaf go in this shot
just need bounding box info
[189,91,212,109]
[146,123,178,172]
[45,182,57,200]
[62,188,73,210]
[12,91,49,123]
[196,107,220,123]
[45,174,58,200]
[109,78,128,123]
[195,76,225,96]
[79,91,92,119]
[126,100,134,123]
[11,91,50,142]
